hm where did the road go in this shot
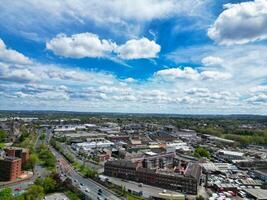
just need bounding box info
[51,145,123,200]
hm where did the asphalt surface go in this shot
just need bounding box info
[52,145,122,200]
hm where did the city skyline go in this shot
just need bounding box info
[1,0,267,114]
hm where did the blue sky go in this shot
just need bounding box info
[0,0,267,114]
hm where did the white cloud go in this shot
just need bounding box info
[47,33,160,60]
[0,0,209,39]
[46,33,117,58]
[0,63,38,83]
[116,38,160,59]
[208,0,267,45]
[155,67,231,81]
[155,67,200,80]
[0,39,32,65]
[201,56,223,67]
[200,71,231,80]
[250,85,267,93]
[246,94,267,104]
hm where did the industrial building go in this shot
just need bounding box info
[104,160,201,195]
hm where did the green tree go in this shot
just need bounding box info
[42,177,56,193]
[25,185,44,200]
[194,147,210,158]
[196,195,205,200]
[0,188,13,200]
[0,129,7,142]
[35,177,57,193]
[40,134,46,141]
[24,154,38,171]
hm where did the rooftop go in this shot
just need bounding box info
[244,188,267,200]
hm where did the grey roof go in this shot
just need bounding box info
[105,160,137,169]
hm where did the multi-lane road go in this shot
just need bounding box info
[51,145,122,200]
[45,125,122,200]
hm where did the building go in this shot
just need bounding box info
[4,147,29,166]
[217,150,244,161]
[244,188,267,200]
[0,157,22,181]
[142,152,175,169]
[254,170,267,183]
[104,160,201,195]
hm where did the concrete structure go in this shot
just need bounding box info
[0,157,22,181]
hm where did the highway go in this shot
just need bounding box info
[51,145,123,200]
[46,127,122,200]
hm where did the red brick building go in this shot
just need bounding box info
[4,147,29,166]
[0,157,22,181]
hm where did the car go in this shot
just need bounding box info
[14,188,21,191]
[138,183,143,187]
[80,183,84,186]
[98,189,102,193]
[85,188,90,193]
[74,179,78,182]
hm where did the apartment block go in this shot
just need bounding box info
[0,157,22,181]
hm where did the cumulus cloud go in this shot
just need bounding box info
[246,94,267,104]
[0,63,38,83]
[155,67,200,80]
[201,56,223,67]
[0,39,32,65]
[155,67,231,81]
[201,71,231,80]
[250,85,267,93]
[208,0,267,45]
[46,33,117,58]
[116,38,160,59]
[46,33,160,60]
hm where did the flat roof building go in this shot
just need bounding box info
[0,157,22,181]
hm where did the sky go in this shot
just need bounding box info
[0,0,267,114]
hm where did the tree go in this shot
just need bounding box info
[0,188,13,200]
[40,134,46,142]
[25,185,44,200]
[196,195,205,200]
[0,143,5,150]
[194,147,210,158]
[24,154,38,171]
[34,177,56,193]
[0,129,7,142]
[42,177,56,193]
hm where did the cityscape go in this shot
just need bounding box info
[0,112,266,200]
[1,0,267,200]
